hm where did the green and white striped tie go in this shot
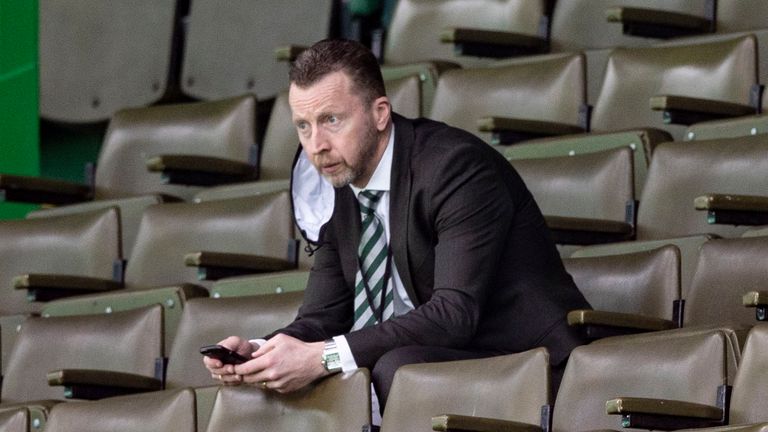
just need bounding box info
[352,190,394,330]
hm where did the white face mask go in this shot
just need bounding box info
[292,149,335,244]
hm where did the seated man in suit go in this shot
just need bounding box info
[204,38,590,415]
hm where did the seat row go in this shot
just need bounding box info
[0,285,767,432]
[39,0,768,126]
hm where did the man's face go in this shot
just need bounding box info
[289,71,386,188]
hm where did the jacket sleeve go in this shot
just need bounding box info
[264,220,354,342]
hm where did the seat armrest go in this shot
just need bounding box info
[694,194,768,226]
[13,274,124,302]
[568,310,676,339]
[440,27,549,58]
[606,397,724,430]
[478,116,586,145]
[185,251,298,281]
[146,154,257,186]
[0,174,92,205]
[275,44,309,62]
[432,414,543,432]
[650,95,756,126]
[545,215,634,246]
[605,6,713,38]
[743,291,768,321]
[48,369,163,400]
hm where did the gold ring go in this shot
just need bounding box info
[260,381,268,389]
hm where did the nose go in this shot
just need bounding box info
[306,127,331,155]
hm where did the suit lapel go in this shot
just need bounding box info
[389,114,419,305]
[335,186,361,289]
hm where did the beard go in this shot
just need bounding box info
[317,116,380,188]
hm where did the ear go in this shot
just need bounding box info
[371,96,391,132]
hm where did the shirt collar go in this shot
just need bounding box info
[350,124,394,197]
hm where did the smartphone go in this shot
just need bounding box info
[199,344,249,365]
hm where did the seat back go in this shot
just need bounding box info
[429,53,585,144]
[166,292,303,389]
[1,305,163,403]
[0,207,120,315]
[206,369,371,432]
[39,0,177,123]
[27,195,163,258]
[591,35,757,140]
[510,146,633,224]
[499,128,668,197]
[553,329,730,432]
[259,91,298,181]
[563,245,681,321]
[382,349,549,432]
[569,235,713,311]
[386,74,422,119]
[95,95,256,201]
[685,237,768,328]
[384,0,547,67]
[45,388,195,432]
[729,324,768,424]
[636,135,768,240]
[550,0,711,52]
[125,190,295,290]
[181,0,334,101]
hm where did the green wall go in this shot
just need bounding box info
[0,0,39,219]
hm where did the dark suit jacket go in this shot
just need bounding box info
[274,114,591,368]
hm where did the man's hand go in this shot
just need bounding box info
[234,333,328,393]
[202,336,255,385]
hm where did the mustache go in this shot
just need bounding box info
[312,154,341,167]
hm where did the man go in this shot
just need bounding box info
[204,39,590,413]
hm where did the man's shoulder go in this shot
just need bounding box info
[394,114,495,162]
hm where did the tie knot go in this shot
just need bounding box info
[358,190,384,216]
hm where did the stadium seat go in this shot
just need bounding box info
[498,128,666,198]
[510,146,635,246]
[39,291,303,432]
[684,237,768,330]
[570,235,713,313]
[432,328,734,432]
[637,135,768,240]
[43,388,196,432]
[0,208,122,378]
[384,0,553,67]
[39,0,178,123]
[181,0,336,102]
[0,305,164,430]
[428,53,587,145]
[38,190,296,350]
[1,95,258,257]
[389,349,549,432]
[563,245,681,338]
[591,34,758,141]
[550,1,715,52]
[605,324,768,430]
[205,369,371,432]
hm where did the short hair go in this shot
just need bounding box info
[289,39,386,106]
